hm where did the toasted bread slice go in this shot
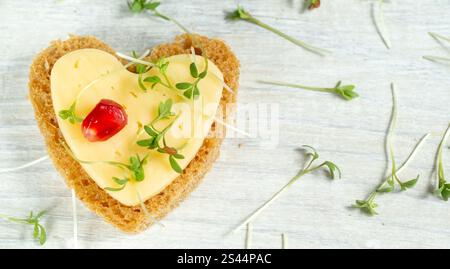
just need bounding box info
[28,34,239,233]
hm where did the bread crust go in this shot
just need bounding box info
[28,34,239,233]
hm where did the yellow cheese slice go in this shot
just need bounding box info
[51,49,223,206]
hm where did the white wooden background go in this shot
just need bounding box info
[0,0,449,249]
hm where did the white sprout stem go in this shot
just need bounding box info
[373,0,392,49]
[381,85,430,187]
[0,155,49,173]
[190,47,196,63]
[282,233,288,249]
[71,189,78,249]
[177,24,235,94]
[188,46,233,94]
[423,56,450,65]
[429,32,450,44]
[230,186,287,234]
[386,83,398,174]
[245,223,252,249]
[229,168,310,234]
[135,187,164,228]
[245,14,330,56]
[435,125,450,190]
[212,73,234,95]
[126,49,150,68]
[163,14,192,35]
[116,52,155,67]
[213,117,252,138]
[221,81,235,94]
[393,133,430,177]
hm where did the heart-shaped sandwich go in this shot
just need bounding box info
[29,34,239,232]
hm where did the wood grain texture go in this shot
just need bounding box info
[0,0,449,249]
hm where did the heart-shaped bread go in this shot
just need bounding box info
[29,34,239,232]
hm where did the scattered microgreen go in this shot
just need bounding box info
[229,145,340,233]
[58,102,83,124]
[139,57,175,92]
[434,124,450,201]
[0,156,49,173]
[128,0,188,32]
[226,5,330,56]
[137,99,185,173]
[175,60,207,100]
[423,56,450,65]
[104,177,129,192]
[372,0,392,49]
[429,32,450,44]
[104,154,148,191]
[0,210,47,245]
[423,32,450,66]
[353,83,428,215]
[132,50,149,74]
[259,80,359,101]
[132,50,151,92]
[153,57,171,86]
[61,141,149,192]
[245,223,252,249]
[122,52,206,101]
[282,233,288,249]
[305,0,321,10]
[128,0,160,13]
[128,0,219,98]
[134,187,163,227]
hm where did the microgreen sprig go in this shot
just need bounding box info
[133,50,149,74]
[383,84,421,192]
[423,32,450,66]
[175,60,208,100]
[434,124,450,201]
[133,50,152,92]
[129,51,207,100]
[128,0,158,13]
[0,210,47,245]
[429,32,450,44]
[230,145,340,233]
[58,102,83,124]
[226,5,330,56]
[259,80,359,101]
[423,56,450,65]
[353,83,428,215]
[138,57,172,91]
[372,0,392,49]
[127,0,204,62]
[128,0,190,33]
[104,154,149,192]
[137,99,185,173]
[127,0,230,95]
[304,0,321,10]
[62,141,148,192]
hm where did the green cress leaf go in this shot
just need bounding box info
[176,82,193,90]
[190,63,199,78]
[0,210,47,245]
[136,99,184,173]
[169,155,182,173]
